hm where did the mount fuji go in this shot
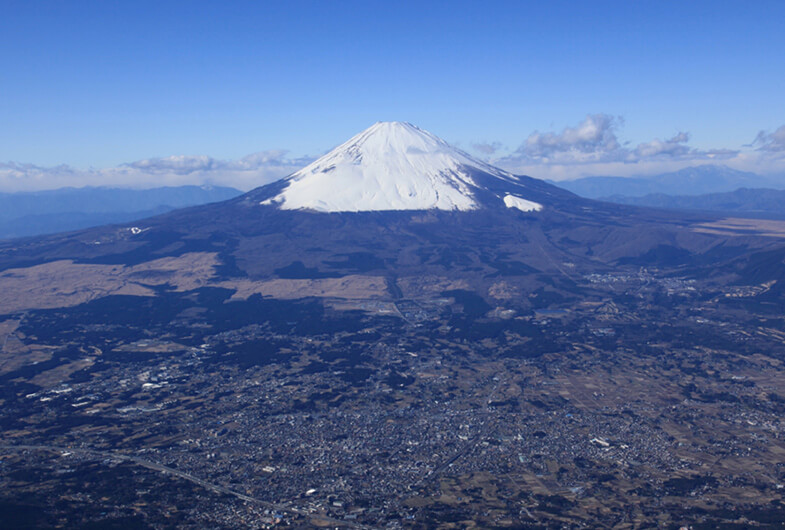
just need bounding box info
[254,121,559,213]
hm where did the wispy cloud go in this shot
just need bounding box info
[752,125,785,152]
[0,151,314,192]
[471,141,503,156]
[126,155,215,174]
[4,118,785,190]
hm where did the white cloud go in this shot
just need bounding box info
[504,115,719,167]
[0,151,314,192]
[632,132,691,158]
[519,114,623,162]
[493,116,785,181]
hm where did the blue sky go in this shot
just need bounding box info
[1,0,784,190]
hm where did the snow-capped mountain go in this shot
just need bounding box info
[258,121,544,213]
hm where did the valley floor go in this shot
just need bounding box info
[2,263,785,528]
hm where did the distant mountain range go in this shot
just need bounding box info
[0,185,242,239]
[551,165,785,218]
[601,188,785,219]
[553,165,782,199]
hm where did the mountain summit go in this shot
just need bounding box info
[258,121,544,213]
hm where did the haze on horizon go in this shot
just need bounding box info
[1,0,784,191]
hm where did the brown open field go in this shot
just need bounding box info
[218,275,389,302]
[0,252,221,314]
[694,217,785,238]
[0,319,58,376]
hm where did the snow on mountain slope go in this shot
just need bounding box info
[261,121,541,213]
[503,194,542,212]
